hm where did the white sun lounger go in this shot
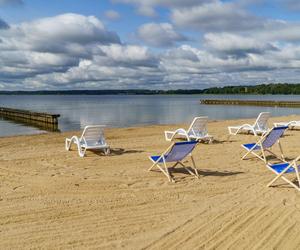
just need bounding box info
[274,121,300,130]
[164,116,213,143]
[65,125,110,157]
[228,112,270,136]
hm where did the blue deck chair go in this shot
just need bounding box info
[148,141,199,182]
[266,158,300,191]
[241,126,288,163]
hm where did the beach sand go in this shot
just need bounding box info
[1,115,300,249]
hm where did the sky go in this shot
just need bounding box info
[1,0,300,90]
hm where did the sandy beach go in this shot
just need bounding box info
[1,115,300,249]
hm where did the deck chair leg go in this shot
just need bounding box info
[178,162,196,177]
[148,161,158,171]
[294,163,300,188]
[267,164,293,187]
[261,148,267,163]
[278,141,285,160]
[162,159,174,182]
[242,150,252,160]
[190,155,199,178]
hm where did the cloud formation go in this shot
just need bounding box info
[105,10,120,20]
[0,17,9,29]
[171,2,263,32]
[137,22,187,47]
[113,0,211,17]
[0,0,23,6]
[1,1,300,90]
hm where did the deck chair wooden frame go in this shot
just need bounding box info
[65,125,110,157]
[266,157,300,191]
[228,112,270,136]
[241,126,288,163]
[164,116,213,143]
[148,141,199,182]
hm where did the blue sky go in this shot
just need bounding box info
[1,0,300,90]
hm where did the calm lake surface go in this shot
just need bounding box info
[1,94,300,137]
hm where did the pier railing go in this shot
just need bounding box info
[0,107,60,131]
[200,99,300,107]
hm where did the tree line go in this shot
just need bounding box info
[1,83,300,95]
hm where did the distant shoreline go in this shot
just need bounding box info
[2,83,300,95]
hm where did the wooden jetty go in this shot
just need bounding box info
[200,99,300,107]
[0,107,60,131]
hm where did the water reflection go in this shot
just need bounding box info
[0,94,300,137]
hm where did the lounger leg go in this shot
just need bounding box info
[65,138,71,151]
[79,147,86,157]
[165,131,174,141]
[104,147,110,155]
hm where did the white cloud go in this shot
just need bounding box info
[137,22,187,47]
[105,10,121,20]
[171,1,263,32]
[2,8,300,90]
[0,0,23,6]
[280,0,300,11]
[112,0,212,17]
[204,33,278,57]
[0,17,9,29]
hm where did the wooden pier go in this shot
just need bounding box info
[0,107,60,131]
[200,99,300,107]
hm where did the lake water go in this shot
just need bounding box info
[1,94,300,137]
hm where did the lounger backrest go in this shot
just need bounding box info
[261,126,288,148]
[165,141,197,162]
[81,125,106,146]
[187,116,208,137]
[253,112,270,131]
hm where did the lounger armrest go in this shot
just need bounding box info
[165,130,175,141]
[171,128,189,141]
[165,128,189,141]
[228,124,253,135]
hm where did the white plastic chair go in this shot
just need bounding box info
[228,112,270,136]
[274,121,300,130]
[164,117,213,143]
[65,125,110,157]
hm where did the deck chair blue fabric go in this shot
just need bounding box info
[148,141,199,182]
[266,158,300,191]
[241,126,288,162]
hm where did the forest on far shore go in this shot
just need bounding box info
[1,83,300,95]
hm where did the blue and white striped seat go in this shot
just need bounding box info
[241,126,288,162]
[266,160,300,191]
[148,141,199,182]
